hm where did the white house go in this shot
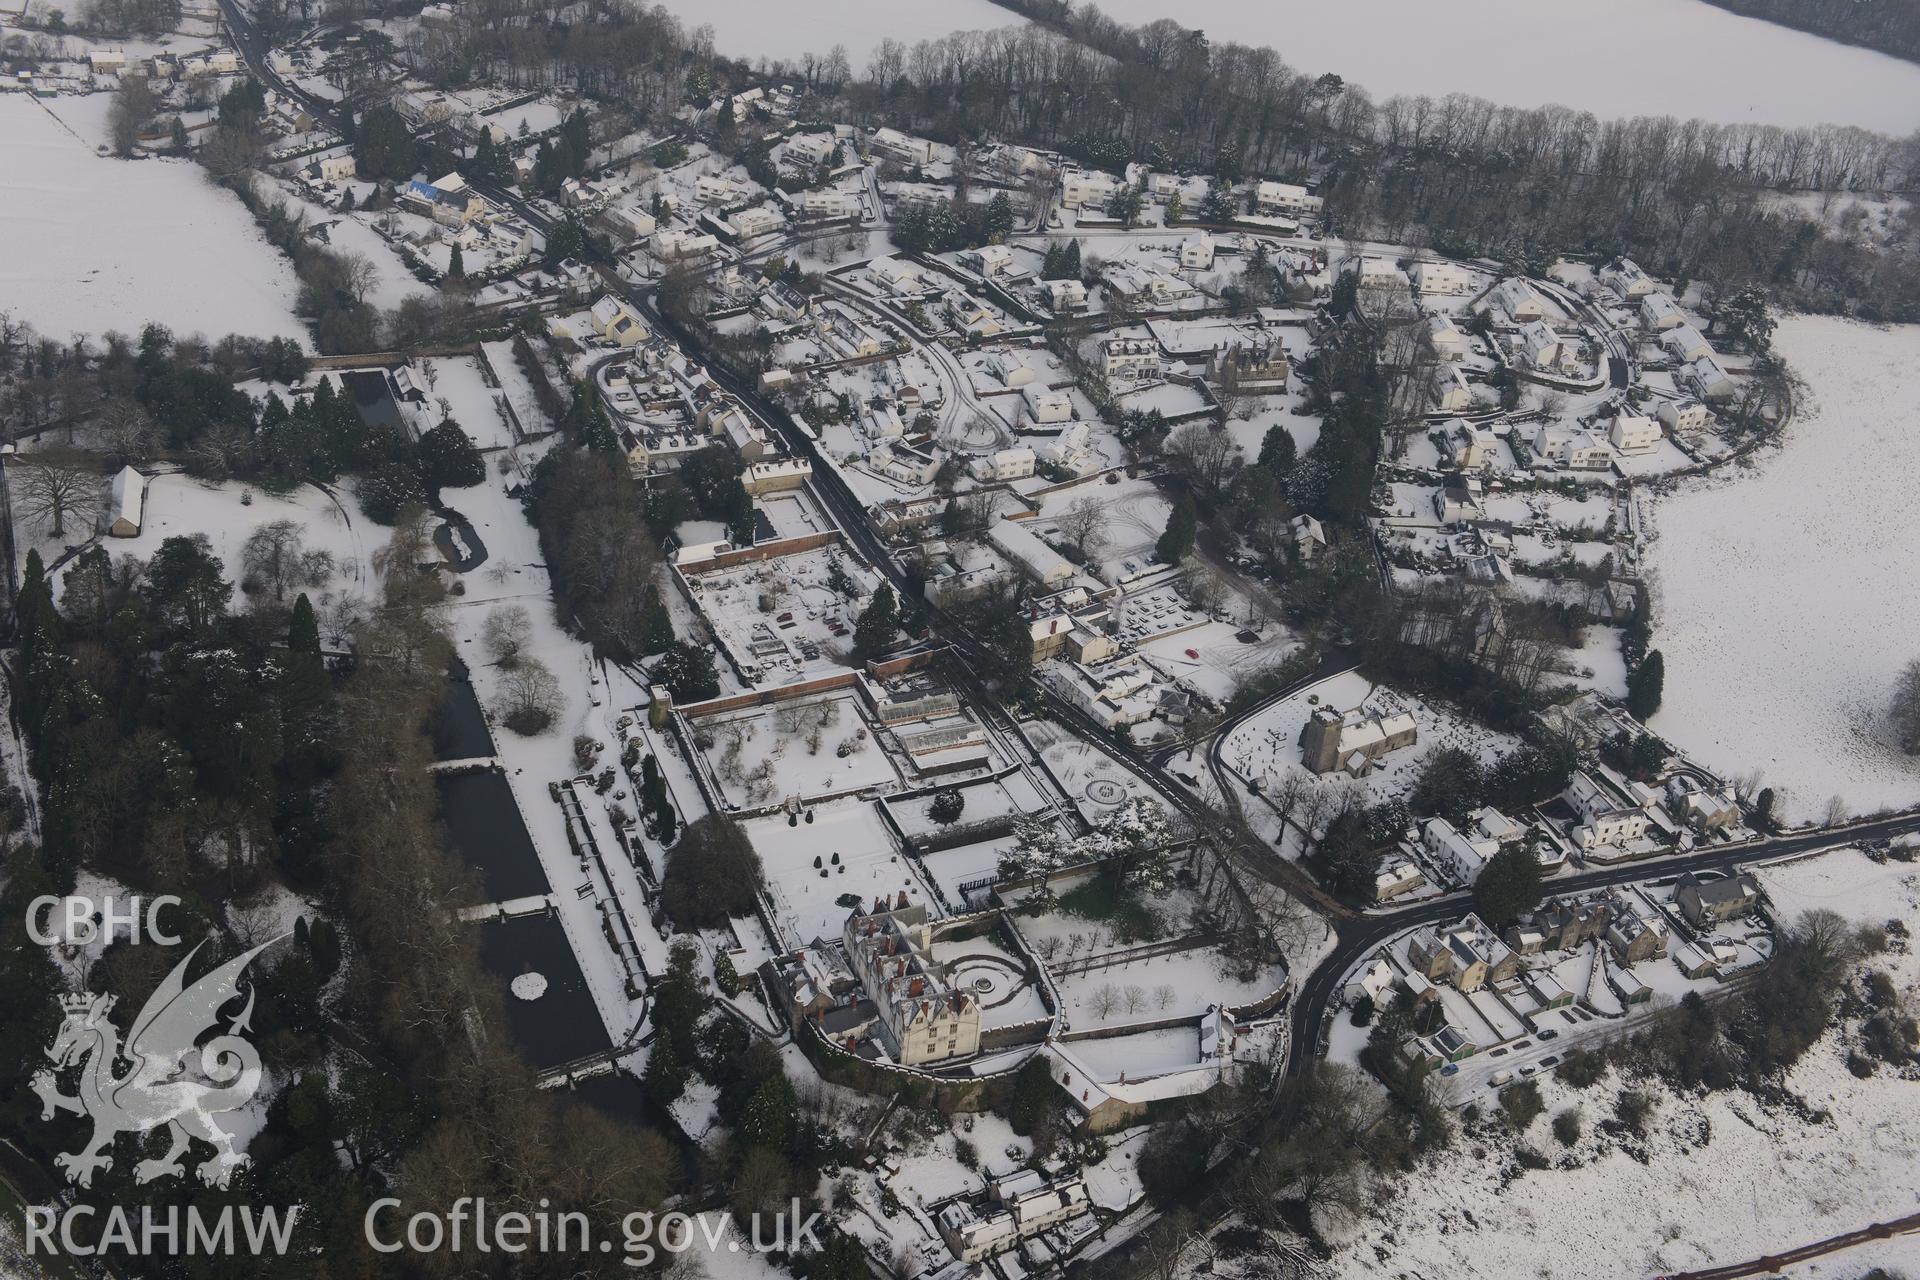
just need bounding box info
[1601,258,1656,300]
[784,132,836,168]
[1684,356,1738,402]
[1345,255,1407,288]
[604,204,657,240]
[988,517,1075,588]
[1042,278,1087,312]
[1566,769,1655,851]
[1639,292,1686,331]
[1411,261,1472,295]
[869,258,928,297]
[1517,320,1565,372]
[1432,367,1473,413]
[970,446,1038,484]
[1531,425,1613,470]
[694,174,744,205]
[1254,181,1321,216]
[869,127,933,165]
[1658,399,1713,433]
[730,206,784,239]
[650,229,719,261]
[1450,422,1497,469]
[1037,422,1094,472]
[1179,231,1215,271]
[1021,385,1074,426]
[1101,337,1161,382]
[589,294,649,346]
[1292,514,1327,562]
[1427,313,1468,361]
[1662,322,1713,365]
[1059,170,1121,209]
[1421,817,1501,885]
[964,244,1017,279]
[1608,413,1663,454]
[799,190,859,220]
[1489,278,1546,323]
[309,152,357,183]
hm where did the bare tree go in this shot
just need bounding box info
[15,462,98,539]
[189,421,253,480]
[97,399,155,464]
[494,658,561,735]
[243,519,308,601]
[340,253,380,307]
[1890,658,1920,755]
[1163,422,1240,503]
[1056,496,1109,560]
[482,604,534,669]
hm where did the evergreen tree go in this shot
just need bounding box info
[1006,1056,1055,1136]
[356,459,428,525]
[447,242,465,280]
[739,1074,797,1151]
[1200,181,1236,222]
[1474,844,1545,926]
[416,419,485,491]
[983,191,1014,241]
[1156,492,1197,563]
[288,593,322,657]
[642,1029,688,1106]
[354,104,416,183]
[640,585,675,655]
[1258,423,1297,478]
[655,642,720,702]
[168,116,189,152]
[16,549,60,661]
[473,129,501,180]
[1626,650,1665,720]
[851,585,899,661]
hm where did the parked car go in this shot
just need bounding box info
[1538,1029,1559,1041]
[1440,1063,1460,1076]
[1519,1064,1537,1078]
[1491,1070,1514,1088]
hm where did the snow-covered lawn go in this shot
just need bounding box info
[1648,315,1920,823]
[1136,622,1299,703]
[1220,670,1521,810]
[79,473,373,630]
[1329,844,1920,1279]
[695,695,900,808]
[1084,0,1920,131]
[0,94,304,343]
[739,799,932,946]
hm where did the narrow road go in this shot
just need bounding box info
[1284,811,1920,1075]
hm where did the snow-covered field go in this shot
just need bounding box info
[643,0,1015,68]
[1649,316,1920,823]
[1084,0,1920,132]
[0,94,304,342]
[1329,845,1920,1278]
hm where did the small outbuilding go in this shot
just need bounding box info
[108,466,147,537]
